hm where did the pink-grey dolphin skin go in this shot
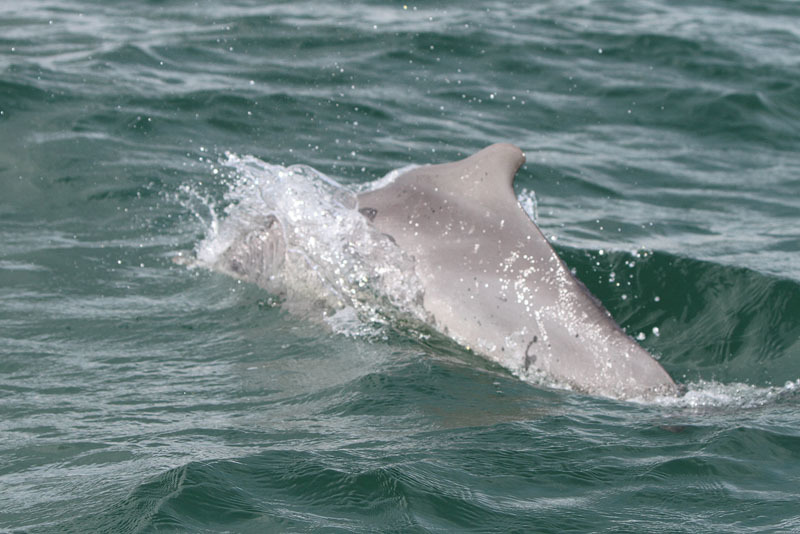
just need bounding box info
[357,143,677,399]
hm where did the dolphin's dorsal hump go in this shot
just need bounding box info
[419,143,525,203]
[398,143,525,206]
[359,143,526,219]
[453,142,526,192]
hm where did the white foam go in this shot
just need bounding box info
[633,378,800,409]
[187,154,429,338]
[357,163,419,193]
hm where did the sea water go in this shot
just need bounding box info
[2,1,800,532]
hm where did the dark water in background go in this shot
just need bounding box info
[2,1,800,532]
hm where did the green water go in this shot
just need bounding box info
[2,1,800,532]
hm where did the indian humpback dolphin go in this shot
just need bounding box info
[357,143,677,399]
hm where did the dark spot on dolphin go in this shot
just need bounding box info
[359,207,377,221]
[230,259,245,275]
[525,338,537,370]
[265,214,277,229]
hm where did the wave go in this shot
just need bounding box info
[82,392,800,533]
[555,245,800,388]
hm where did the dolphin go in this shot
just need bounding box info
[357,143,677,399]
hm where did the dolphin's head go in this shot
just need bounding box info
[216,214,286,288]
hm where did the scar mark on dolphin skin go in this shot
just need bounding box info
[525,335,538,370]
[359,207,378,221]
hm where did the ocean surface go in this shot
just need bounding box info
[2,1,800,532]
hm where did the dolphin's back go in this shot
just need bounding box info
[358,144,676,399]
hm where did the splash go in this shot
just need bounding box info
[517,187,538,223]
[634,378,800,410]
[186,154,429,337]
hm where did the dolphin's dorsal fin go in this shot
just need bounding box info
[397,143,525,205]
[455,142,526,192]
[357,143,528,238]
